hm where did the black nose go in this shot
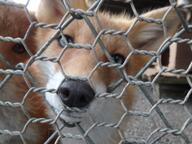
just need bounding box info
[57,80,95,108]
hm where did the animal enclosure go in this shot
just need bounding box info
[0,0,192,144]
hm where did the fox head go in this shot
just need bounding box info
[34,0,181,142]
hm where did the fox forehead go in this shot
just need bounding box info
[64,20,130,55]
[41,12,132,55]
[63,12,131,38]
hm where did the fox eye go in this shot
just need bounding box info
[12,43,26,54]
[57,34,74,48]
[111,54,125,64]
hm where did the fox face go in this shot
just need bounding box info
[33,0,181,143]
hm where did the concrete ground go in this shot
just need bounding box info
[125,84,192,144]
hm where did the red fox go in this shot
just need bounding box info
[31,0,181,143]
[0,0,181,144]
[0,4,52,144]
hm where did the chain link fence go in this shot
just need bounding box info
[0,0,192,144]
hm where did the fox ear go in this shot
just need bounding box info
[130,7,181,51]
[36,0,65,23]
[36,0,89,23]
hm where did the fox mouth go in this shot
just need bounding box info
[54,106,88,125]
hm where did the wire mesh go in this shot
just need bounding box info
[0,0,192,144]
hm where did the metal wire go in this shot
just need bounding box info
[0,0,192,144]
